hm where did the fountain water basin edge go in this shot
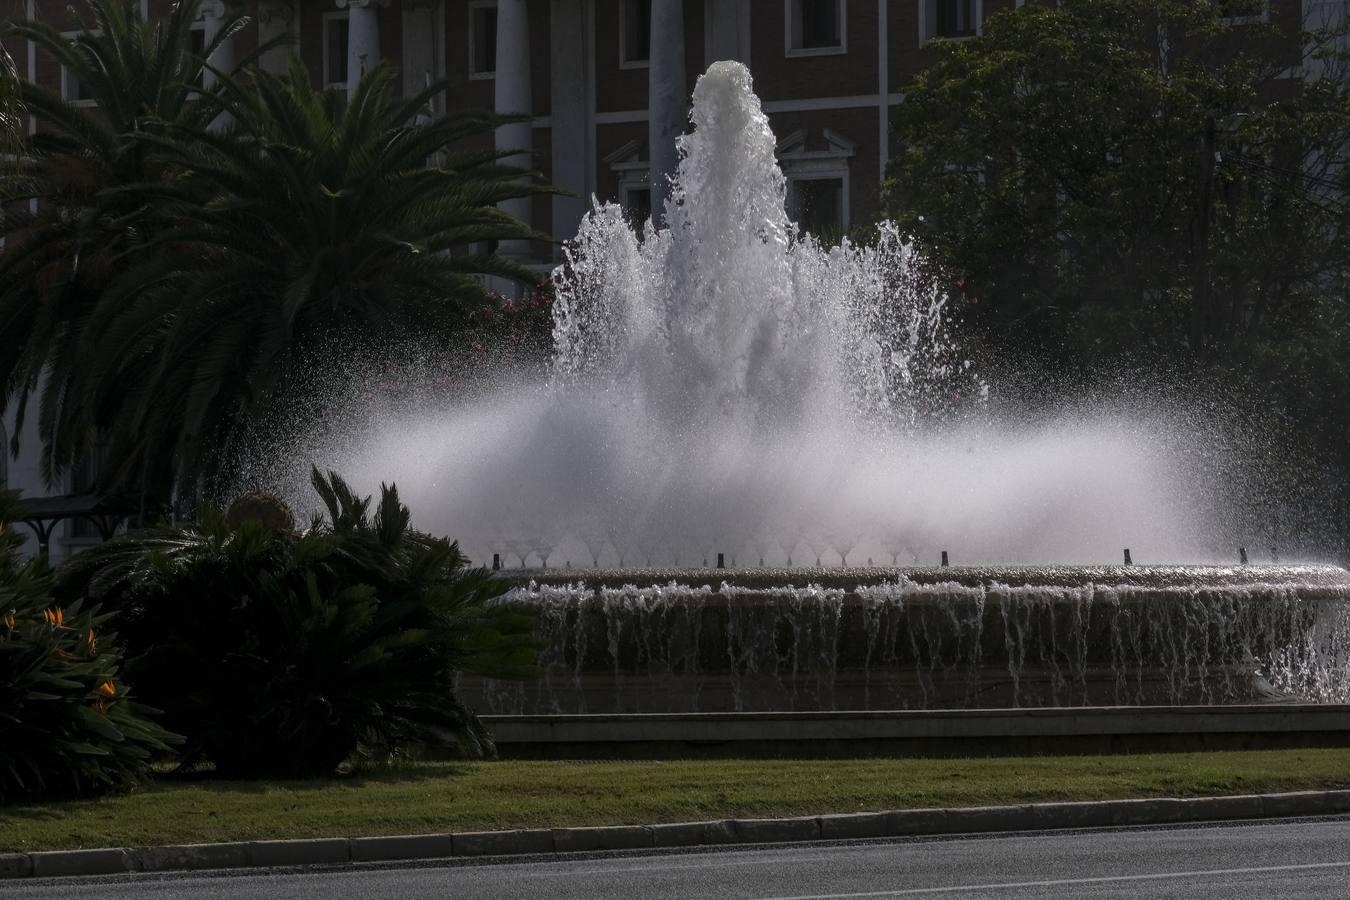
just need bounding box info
[465,565,1350,714]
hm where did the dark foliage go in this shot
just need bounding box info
[57,469,537,778]
[886,0,1350,550]
[0,0,557,506]
[0,492,176,802]
[887,0,1350,360]
[0,0,256,498]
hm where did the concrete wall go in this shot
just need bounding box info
[482,704,1350,758]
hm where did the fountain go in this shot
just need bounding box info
[254,62,1350,717]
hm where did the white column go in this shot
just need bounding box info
[198,0,236,88]
[550,0,590,248]
[878,0,888,182]
[338,0,382,98]
[256,0,292,75]
[649,0,685,227]
[707,0,749,64]
[401,0,443,106]
[495,0,534,257]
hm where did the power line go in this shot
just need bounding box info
[1228,152,1347,194]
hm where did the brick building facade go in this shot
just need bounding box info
[2,1,1328,251]
[2,0,1059,257]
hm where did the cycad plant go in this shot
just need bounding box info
[0,0,251,493]
[58,469,538,778]
[0,491,177,801]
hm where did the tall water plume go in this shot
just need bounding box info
[552,62,976,435]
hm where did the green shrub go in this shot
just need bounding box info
[58,469,537,778]
[0,492,176,802]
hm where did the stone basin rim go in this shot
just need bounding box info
[479,702,1350,723]
[498,564,1350,592]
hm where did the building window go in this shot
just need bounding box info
[61,67,97,105]
[777,127,853,237]
[605,139,653,231]
[470,1,498,79]
[622,186,652,226]
[936,0,977,38]
[788,178,845,236]
[59,32,98,106]
[621,0,651,67]
[189,23,207,88]
[322,12,349,88]
[786,0,846,56]
[1217,0,1268,24]
[922,0,981,42]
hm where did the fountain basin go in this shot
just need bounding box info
[481,705,1350,759]
[466,566,1350,714]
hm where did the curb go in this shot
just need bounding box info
[5,789,1350,879]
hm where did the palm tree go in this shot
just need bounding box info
[0,45,21,163]
[56,61,556,500]
[0,0,251,496]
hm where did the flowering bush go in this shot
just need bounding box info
[0,493,176,802]
[461,282,555,362]
[58,469,537,778]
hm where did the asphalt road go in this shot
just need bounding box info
[7,817,1350,899]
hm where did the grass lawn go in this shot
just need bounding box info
[4,749,1350,852]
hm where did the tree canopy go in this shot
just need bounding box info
[886,0,1350,362]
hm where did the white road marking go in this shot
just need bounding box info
[755,860,1350,898]
[519,853,837,878]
